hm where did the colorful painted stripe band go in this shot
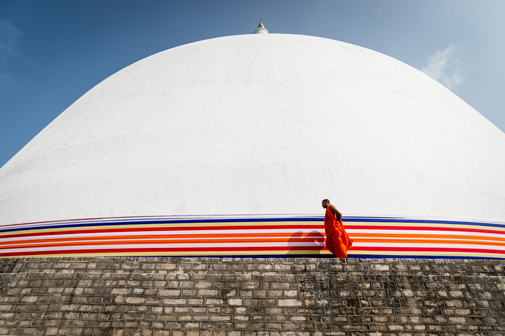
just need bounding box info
[1,215,504,259]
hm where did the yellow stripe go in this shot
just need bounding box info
[3,250,503,259]
[2,249,333,258]
[345,222,505,231]
[349,250,505,258]
[3,221,503,238]
[0,221,324,237]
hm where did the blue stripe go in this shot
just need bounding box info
[1,215,504,234]
[347,254,505,260]
[345,216,505,228]
[0,217,324,233]
[136,254,505,260]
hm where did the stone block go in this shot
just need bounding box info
[278,300,302,307]
[159,289,181,297]
[197,290,219,296]
[228,299,242,306]
[153,331,170,336]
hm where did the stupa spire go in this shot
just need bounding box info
[252,21,269,34]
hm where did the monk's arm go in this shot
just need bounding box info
[330,205,342,222]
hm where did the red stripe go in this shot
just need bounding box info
[349,225,505,235]
[4,222,505,238]
[2,245,505,258]
[0,246,325,257]
[351,246,505,254]
[0,224,323,239]
[4,224,504,240]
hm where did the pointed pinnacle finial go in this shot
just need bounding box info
[252,21,269,34]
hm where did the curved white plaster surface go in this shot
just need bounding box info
[1,34,505,225]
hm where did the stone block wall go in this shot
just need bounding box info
[0,257,505,336]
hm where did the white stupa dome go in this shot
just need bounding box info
[1,32,505,226]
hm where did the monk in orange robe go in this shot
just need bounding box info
[322,199,353,258]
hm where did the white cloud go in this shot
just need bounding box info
[0,73,16,95]
[0,20,22,59]
[0,20,22,96]
[420,44,465,90]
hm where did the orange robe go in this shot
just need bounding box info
[324,205,353,258]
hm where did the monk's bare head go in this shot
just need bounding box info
[322,199,330,208]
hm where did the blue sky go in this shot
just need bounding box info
[1,0,504,168]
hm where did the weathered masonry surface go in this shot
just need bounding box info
[0,257,505,336]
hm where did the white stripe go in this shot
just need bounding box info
[3,227,505,244]
[2,236,504,249]
[0,236,323,247]
[347,229,505,237]
[1,242,504,255]
[352,242,505,250]
[350,236,505,243]
[0,214,324,230]
[0,242,327,254]
[0,229,326,242]
[2,214,504,231]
